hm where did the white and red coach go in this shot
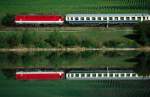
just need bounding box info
[15,15,64,24]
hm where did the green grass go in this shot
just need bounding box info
[0,73,150,97]
[0,0,149,21]
[0,0,149,15]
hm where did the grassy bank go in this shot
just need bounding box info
[0,0,149,26]
[0,0,149,15]
[0,27,138,48]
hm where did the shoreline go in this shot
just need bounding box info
[0,47,149,52]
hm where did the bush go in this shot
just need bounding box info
[45,32,64,47]
[7,32,22,48]
[63,35,79,47]
[0,32,9,48]
[1,14,15,26]
[80,38,96,48]
[22,31,35,47]
[103,40,121,48]
[34,34,48,48]
[133,21,150,46]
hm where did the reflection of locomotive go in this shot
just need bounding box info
[16,67,64,80]
[16,71,64,80]
[15,67,150,80]
[15,14,150,25]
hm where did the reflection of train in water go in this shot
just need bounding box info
[15,13,150,25]
[16,67,64,80]
[15,67,150,80]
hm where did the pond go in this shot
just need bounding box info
[0,51,150,97]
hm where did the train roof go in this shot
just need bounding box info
[15,15,63,21]
[68,70,135,73]
[66,13,150,17]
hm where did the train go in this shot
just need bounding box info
[15,13,150,25]
[15,67,150,80]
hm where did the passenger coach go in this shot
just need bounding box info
[65,14,150,24]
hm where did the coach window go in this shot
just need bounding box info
[75,74,79,77]
[98,74,102,77]
[120,17,124,20]
[137,17,141,21]
[81,73,84,77]
[109,17,113,20]
[87,73,90,77]
[121,73,124,77]
[132,17,135,20]
[86,17,90,20]
[110,74,113,77]
[115,74,119,77]
[115,17,118,20]
[104,73,107,77]
[103,17,107,21]
[75,17,79,20]
[92,17,96,20]
[143,17,146,20]
[81,17,84,20]
[126,17,130,20]
[98,17,101,20]
[92,73,96,77]
[70,17,73,20]
[71,74,74,77]
[147,17,149,20]
[132,74,136,77]
[126,73,130,77]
